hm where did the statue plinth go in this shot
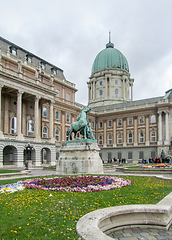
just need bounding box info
[56,140,104,175]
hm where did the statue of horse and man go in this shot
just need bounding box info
[68,107,95,141]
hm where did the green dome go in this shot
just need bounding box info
[91,41,129,74]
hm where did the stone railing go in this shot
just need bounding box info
[76,192,172,240]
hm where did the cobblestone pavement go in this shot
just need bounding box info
[107,227,172,240]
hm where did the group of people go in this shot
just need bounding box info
[107,158,126,164]
[142,157,172,164]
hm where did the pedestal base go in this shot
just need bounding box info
[56,140,104,175]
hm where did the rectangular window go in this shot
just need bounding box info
[66,93,70,101]
[128,152,133,159]
[56,89,60,97]
[115,80,118,84]
[139,151,144,160]
[128,117,133,126]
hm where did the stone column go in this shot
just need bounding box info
[109,77,111,98]
[61,110,65,141]
[164,110,169,145]
[0,85,4,137]
[49,100,55,143]
[92,80,95,100]
[105,78,108,99]
[113,118,117,147]
[88,84,91,102]
[158,111,162,145]
[17,90,24,140]
[134,116,138,146]
[103,120,107,147]
[34,96,41,141]
[123,117,127,147]
[131,83,133,101]
[4,95,9,134]
[145,114,150,146]
[0,47,2,71]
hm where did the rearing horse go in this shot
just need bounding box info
[68,107,91,140]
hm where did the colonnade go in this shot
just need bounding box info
[158,110,169,145]
[0,85,55,142]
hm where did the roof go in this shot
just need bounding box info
[91,40,129,74]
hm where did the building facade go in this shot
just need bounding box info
[0,36,172,167]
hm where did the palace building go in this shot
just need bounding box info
[0,36,171,167]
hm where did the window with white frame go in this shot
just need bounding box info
[139,116,144,124]
[108,120,112,128]
[115,80,118,85]
[151,130,156,142]
[55,110,60,120]
[66,113,70,123]
[115,88,118,97]
[107,134,112,145]
[98,135,103,145]
[99,121,103,128]
[11,117,17,134]
[56,89,60,97]
[99,89,103,98]
[128,117,133,126]
[55,128,60,142]
[43,107,48,117]
[92,121,95,129]
[139,131,144,143]
[117,119,122,127]
[117,132,122,144]
[66,93,70,101]
[66,130,69,141]
[150,114,156,123]
[42,126,48,138]
[27,120,34,136]
[128,132,133,144]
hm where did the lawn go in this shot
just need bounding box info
[0,175,172,239]
[0,169,20,174]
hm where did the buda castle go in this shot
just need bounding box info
[0,36,171,167]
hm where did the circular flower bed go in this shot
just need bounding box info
[23,176,132,192]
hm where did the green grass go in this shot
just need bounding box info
[0,175,172,239]
[0,169,20,174]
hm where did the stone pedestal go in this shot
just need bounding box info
[56,139,104,175]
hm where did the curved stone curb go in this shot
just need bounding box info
[76,192,172,240]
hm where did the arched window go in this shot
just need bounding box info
[128,117,133,126]
[55,128,60,142]
[99,90,103,98]
[107,134,112,145]
[55,110,60,120]
[56,89,60,97]
[27,120,34,136]
[115,88,118,97]
[139,116,144,124]
[76,132,80,140]
[117,119,122,127]
[43,107,48,117]
[139,131,144,143]
[11,117,17,134]
[42,126,48,138]
[66,113,70,123]
[108,120,112,127]
[151,130,156,142]
[98,135,103,145]
[128,132,133,144]
[150,115,156,123]
[117,132,122,144]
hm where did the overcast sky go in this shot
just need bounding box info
[1,0,172,105]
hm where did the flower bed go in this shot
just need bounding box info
[0,181,25,193]
[23,176,132,192]
[140,164,171,169]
